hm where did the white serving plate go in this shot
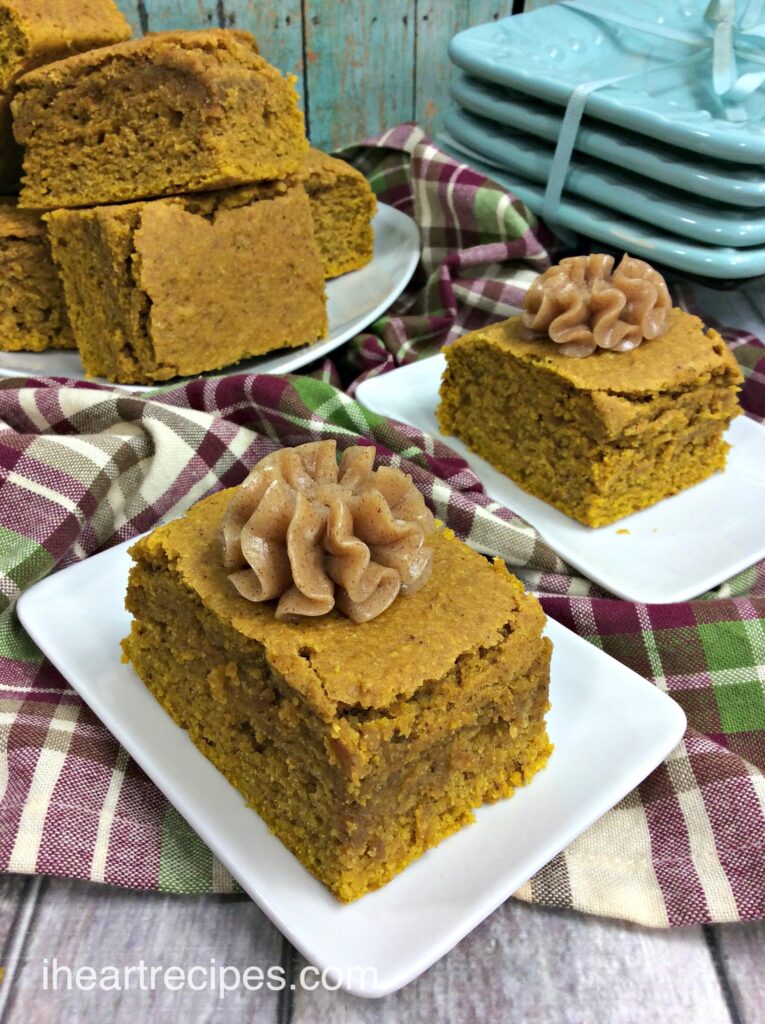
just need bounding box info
[0,204,419,390]
[356,355,765,604]
[18,533,686,997]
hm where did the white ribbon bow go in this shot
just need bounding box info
[706,0,765,107]
[560,0,765,120]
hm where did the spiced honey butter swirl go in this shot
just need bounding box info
[221,440,435,623]
[522,253,672,357]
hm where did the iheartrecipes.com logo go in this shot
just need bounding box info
[41,957,378,996]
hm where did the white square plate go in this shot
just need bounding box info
[0,204,419,392]
[356,355,765,603]
[18,536,686,997]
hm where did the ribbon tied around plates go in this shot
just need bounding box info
[540,0,765,228]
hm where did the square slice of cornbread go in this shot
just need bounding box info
[13,30,308,209]
[297,148,377,278]
[46,182,327,384]
[437,308,743,527]
[0,0,131,192]
[0,200,73,351]
[122,487,552,902]
[0,0,131,92]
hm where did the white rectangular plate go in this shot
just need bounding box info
[356,355,765,603]
[18,537,685,997]
[0,204,419,391]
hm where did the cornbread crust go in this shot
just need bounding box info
[437,308,743,527]
[0,200,73,350]
[298,148,376,278]
[122,487,552,901]
[13,30,308,209]
[46,183,327,384]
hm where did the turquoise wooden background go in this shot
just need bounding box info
[113,1,512,151]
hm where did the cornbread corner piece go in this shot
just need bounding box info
[12,29,309,209]
[122,488,553,902]
[298,148,377,278]
[437,308,744,528]
[0,0,131,93]
[0,0,131,194]
[0,200,73,351]
[46,183,327,384]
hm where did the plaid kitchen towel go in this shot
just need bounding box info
[1,126,764,928]
[330,124,555,391]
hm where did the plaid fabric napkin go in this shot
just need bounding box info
[1,125,764,928]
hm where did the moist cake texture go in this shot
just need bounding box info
[46,182,327,384]
[437,308,743,527]
[0,0,131,192]
[298,148,376,278]
[0,200,73,351]
[122,483,552,902]
[13,30,308,209]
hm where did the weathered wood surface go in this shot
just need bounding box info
[302,0,415,149]
[291,901,739,1024]
[412,2,503,141]
[714,922,765,1024]
[113,1,510,149]
[1,876,764,1023]
[0,875,28,951]
[0,876,281,1023]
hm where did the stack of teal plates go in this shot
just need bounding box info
[444,0,765,278]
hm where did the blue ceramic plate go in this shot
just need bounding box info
[450,1,765,164]
[438,132,765,279]
[445,106,765,247]
[452,74,765,209]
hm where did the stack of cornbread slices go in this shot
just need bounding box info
[1,8,377,382]
[0,0,130,352]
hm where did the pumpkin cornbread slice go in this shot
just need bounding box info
[0,0,131,192]
[46,182,327,384]
[297,148,377,278]
[0,0,130,92]
[122,486,552,902]
[12,29,308,209]
[0,200,73,351]
[437,308,743,528]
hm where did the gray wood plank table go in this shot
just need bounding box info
[0,874,763,1023]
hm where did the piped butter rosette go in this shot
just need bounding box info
[522,253,672,357]
[221,440,435,623]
